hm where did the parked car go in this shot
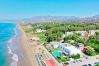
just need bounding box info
[73,61,76,63]
[88,64,92,66]
[82,64,87,66]
[64,62,69,65]
[94,62,99,64]
[76,60,79,62]
[96,57,99,59]
[79,60,82,62]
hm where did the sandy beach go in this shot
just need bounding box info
[17,24,37,66]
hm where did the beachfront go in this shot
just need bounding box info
[17,24,38,66]
[19,23,99,66]
[19,24,63,66]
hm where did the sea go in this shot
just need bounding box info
[0,23,19,66]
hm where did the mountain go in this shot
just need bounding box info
[19,15,99,23]
[1,15,99,23]
[18,16,80,23]
[80,15,99,22]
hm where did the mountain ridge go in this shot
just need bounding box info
[0,15,99,23]
[19,15,99,23]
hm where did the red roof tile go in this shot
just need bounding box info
[45,60,57,66]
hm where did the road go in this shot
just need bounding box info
[67,55,99,66]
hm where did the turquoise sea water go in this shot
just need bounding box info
[0,23,16,66]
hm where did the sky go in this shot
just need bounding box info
[0,0,99,20]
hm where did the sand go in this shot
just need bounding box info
[17,24,37,66]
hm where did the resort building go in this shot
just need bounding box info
[36,29,46,33]
[65,32,74,36]
[74,31,87,35]
[81,32,90,39]
[54,44,59,48]
[57,44,82,56]
[95,30,99,32]
[77,43,84,51]
[89,30,96,35]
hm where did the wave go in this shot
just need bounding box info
[8,39,13,44]
[7,45,19,66]
[12,53,18,62]
[7,27,19,66]
[8,46,13,54]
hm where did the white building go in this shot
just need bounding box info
[57,44,82,56]
[36,29,46,33]
[54,44,59,48]
[65,31,87,37]
[95,30,99,32]
[65,32,74,36]
[52,42,68,48]
[89,30,96,35]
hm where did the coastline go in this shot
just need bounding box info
[7,23,37,66]
[7,25,19,66]
[17,24,37,66]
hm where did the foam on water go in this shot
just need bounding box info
[0,23,17,66]
[7,27,19,66]
[11,62,17,66]
[8,46,12,54]
[12,54,18,62]
[7,40,19,66]
[8,39,13,44]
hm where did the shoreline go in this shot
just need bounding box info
[7,24,18,66]
[7,23,36,66]
[17,24,37,66]
[7,26,19,66]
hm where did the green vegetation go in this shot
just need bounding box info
[85,35,99,55]
[95,64,99,66]
[64,34,79,41]
[71,54,80,59]
[86,49,96,56]
[55,55,70,62]
[51,48,58,52]
[30,22,99,43]
[51,48,70,62]
[37,33,48,44]
[25,22,99,55]
[96,32,99,35]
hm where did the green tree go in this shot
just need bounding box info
[71,54,80,59]
[64,35,72,42]
[77,38,85,43]
[96,32,99,35]
[95,64,99,66]
[89,35,96,40]
[86,49,96,56]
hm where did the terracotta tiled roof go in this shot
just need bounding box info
[45,60,57,66]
